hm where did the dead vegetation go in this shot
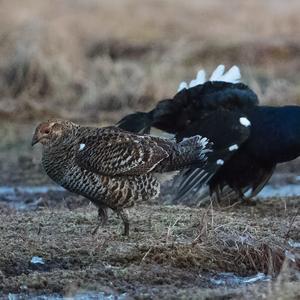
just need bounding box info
[1,0,300,121]
[0,198,299,298]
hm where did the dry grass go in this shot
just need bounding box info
[1,0,300,122]
[0,198,299,298]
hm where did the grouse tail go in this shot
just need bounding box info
[177,135,212,165]
[177,65,241,92]
[153,135,212,185]
[174,146,239,203]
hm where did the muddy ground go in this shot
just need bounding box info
[0,122,299,299]
[0,197,299,299]
[0,118,299,299]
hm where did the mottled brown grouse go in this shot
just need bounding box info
[32,119,215,235]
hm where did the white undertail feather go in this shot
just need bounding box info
[196,70,206,84]
[178,81,188,91]
[209,65,225,81]
[189,70,206,88]
[219,66,241,83]
[177,65,241,92]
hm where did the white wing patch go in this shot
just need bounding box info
[216,159,224,165]
[79,143,86,151]
[239,117,251,127]
[177,65,241,92]
[229,144,239,151]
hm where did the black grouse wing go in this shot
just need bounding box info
[75,127,171,176]
[151,81,258,135]
[174,109,251,203]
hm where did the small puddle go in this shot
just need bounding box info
[7,292,127,300]
[0,185,66,210]
[0,181,299,210]
[210,272,271,286]
[288,240,300,249]
[258,184,300,198]
[0,186,65,195]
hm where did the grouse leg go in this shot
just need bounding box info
[92,206,108,235]
[237,190,256,206]
[98,206,108,225]
[118,209,130,236]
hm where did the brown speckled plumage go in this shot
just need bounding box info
[32,119,212,235]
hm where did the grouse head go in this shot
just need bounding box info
[116,111,153,134]
[32,119,76,146]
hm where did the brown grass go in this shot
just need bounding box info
[1,0,300,122]
[0,198,299,298]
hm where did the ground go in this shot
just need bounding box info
[0,197,299,299]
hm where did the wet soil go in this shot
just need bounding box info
[0,124,299,299]
[0,195,299,299]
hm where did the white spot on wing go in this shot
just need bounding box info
[216,159,224,165]
[239,117,251,127]
[79,143,86,151]
[229,144,239,151]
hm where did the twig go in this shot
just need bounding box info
[141,247,152,263]
[166,216,181,243]
[284,208,299,242]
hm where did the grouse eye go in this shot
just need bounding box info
[44,128,50,134]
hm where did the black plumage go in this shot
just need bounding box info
[117,79,300,204]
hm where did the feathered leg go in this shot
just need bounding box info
[237,190,257,206]
[98,206,108,225]
[92,206,108,235]
[118,209,130,236]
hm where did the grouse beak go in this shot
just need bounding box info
[31,134,40,146]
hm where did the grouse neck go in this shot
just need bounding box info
[42,131,78,182]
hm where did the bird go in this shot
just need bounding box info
[31,119,229,235]
[117,65,300,205]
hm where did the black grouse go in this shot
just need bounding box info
[117,65,300,204]
[32,119,229,235]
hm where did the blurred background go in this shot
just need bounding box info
[1,0,300,186]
